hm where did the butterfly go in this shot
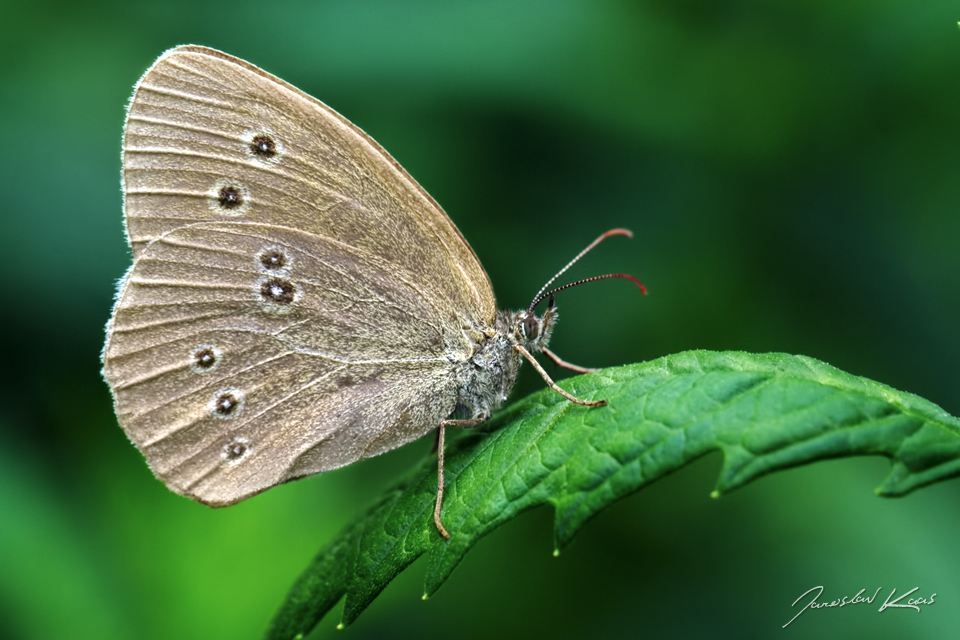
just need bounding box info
[102,45,644,538]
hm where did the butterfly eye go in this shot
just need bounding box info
[218,186,244,209]
[256,275,298,315]
[249,133,277,159]
[522,314,539,341]
[209,389,245,420]
[222,437,250,464]
[258,248,288,271]
[243,130,284,165]
[190,345,221,374]
[259,277,296,304]
[210,180,250,215]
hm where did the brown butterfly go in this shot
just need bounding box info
[102,45,643,538]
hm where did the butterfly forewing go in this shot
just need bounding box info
[122,45,494,318]
[104,46,496,505]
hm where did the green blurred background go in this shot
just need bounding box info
[2,1,959,638]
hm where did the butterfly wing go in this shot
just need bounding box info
[104,45,494,505]
[105,221,460,504]
[122,45,494,322]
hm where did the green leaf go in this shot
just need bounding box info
[263,350,960,639]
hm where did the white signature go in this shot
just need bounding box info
[783,585,936,628]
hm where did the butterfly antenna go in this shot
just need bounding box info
[528,229,645,313]
[529,273,646,313]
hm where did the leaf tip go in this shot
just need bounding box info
[336,623,345,631]
[709,490,720,499]
[422,593,429,601]
[552,549,560,557]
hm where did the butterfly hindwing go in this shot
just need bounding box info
[104,221,461,504]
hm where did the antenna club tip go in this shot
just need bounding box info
[604,228,633,239]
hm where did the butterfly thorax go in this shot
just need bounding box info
[453,305,557,421]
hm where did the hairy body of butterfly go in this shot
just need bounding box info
[454,307,555,422]
[103,46,639,539]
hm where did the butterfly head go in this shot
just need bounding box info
[512,301,557,353]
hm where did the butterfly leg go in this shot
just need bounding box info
[515,344,607,407]
[541,346,598,374]
[434,418,485,539]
